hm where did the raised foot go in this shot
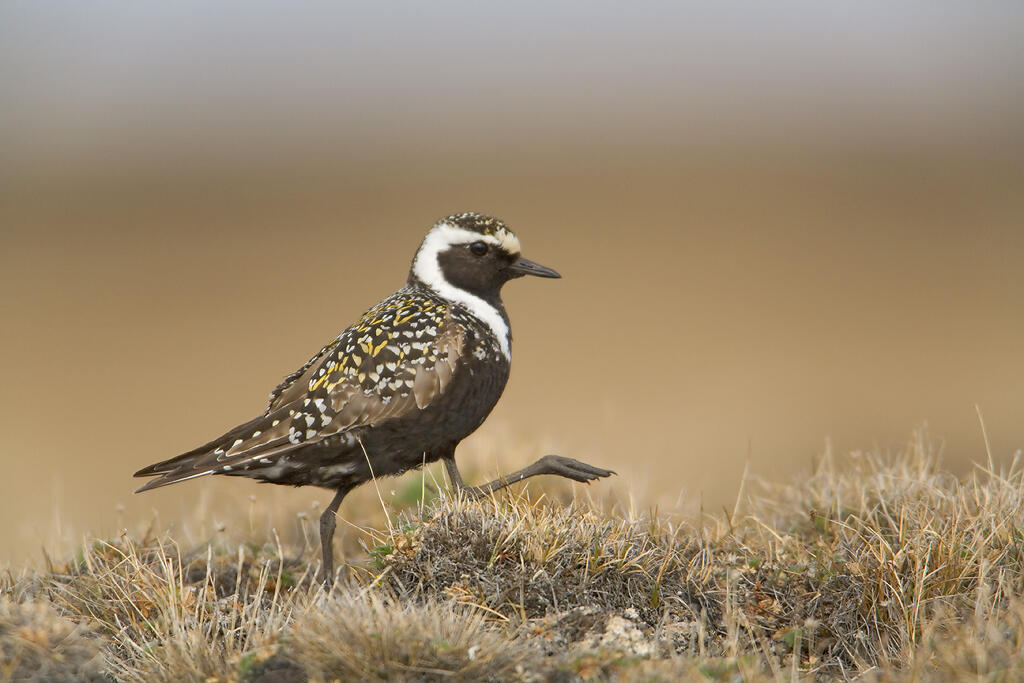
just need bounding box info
[539,455,615,483]
[453,453,615,500]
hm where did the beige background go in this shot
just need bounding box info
[2,3,1023,564]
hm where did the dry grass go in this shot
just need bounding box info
[2,428,1023,681]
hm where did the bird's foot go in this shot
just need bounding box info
[538,454,615,483]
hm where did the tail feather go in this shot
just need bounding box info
[134,408,298,492]
[133,414,267,478]
[134,466,217,493]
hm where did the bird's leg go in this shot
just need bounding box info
[443,453,614,500]
[442,454,466,489]
[318,486,350,589]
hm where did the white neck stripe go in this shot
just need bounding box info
[411,223,512,360]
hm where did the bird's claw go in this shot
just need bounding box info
[540,454,616,483]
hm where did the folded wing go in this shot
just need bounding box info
[134,297,464,491]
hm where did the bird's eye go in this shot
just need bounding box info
[469,241,488,256]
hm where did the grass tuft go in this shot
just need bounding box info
[291,593,531,681]
[0,598,106,682]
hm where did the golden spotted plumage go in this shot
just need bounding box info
[134,212,613,587]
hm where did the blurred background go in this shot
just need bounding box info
[2,2,1023,564]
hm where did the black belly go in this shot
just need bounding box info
[235,356,510,490]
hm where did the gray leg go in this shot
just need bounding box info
[443,453,614,500]
[319,487,350,589]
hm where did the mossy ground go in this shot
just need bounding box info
[3,429,1023,681]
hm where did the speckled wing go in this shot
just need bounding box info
[134,291,466,490]
[284,292,466,436]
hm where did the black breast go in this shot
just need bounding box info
[355,312,511,477]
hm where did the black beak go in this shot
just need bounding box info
[507,256,561,279]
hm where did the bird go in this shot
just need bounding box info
[134,212,614,586]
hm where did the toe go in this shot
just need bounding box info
[544,455,616,482]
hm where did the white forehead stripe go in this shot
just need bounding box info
[418,222,520,254]
[492,229,521,254]
[412,222,515,359]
